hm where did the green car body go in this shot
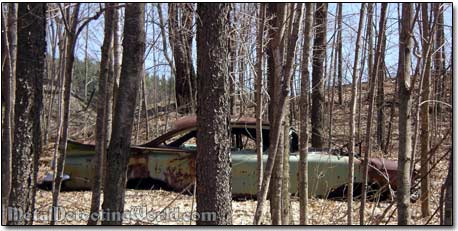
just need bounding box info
[42,117,399,198]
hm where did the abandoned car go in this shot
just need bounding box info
[41,116,401,199]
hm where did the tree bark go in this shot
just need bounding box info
[281,5,302,225]
[228,8,236,116]
[7,3,46,225]
[88,3,115,225]
[237,5,248,117]
[169,3,196,113]
[360,3,387,225]
[1,4,16,225]
[196,3,232,225]
[51,4,81,225]
[310,3,327,149]
[141,71,150,140]
[299,3,314,225]
[347,3,366,225]
[102,3,145,225]
[420,3,433,218]
[397,3,414,225]
[327,4,339,148]
[264,4,287,225]
[112,4,121,125]
[281,109,291,225]
[336,3,343,105]
[253,3,301,225]
[255,3,266,198]
[433,3,445,115]
[44,18,61,144]
[443,149,452,225]
[376,36,387,150]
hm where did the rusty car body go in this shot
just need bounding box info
[41,116,401,199]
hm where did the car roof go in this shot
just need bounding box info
[173,116,268,131]
[68,116,270,149]
[140,116,269,147]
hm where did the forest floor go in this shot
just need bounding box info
[35,78,452,225]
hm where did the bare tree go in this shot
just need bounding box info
[310,3,327,148]
[228,7,237,115]
[282,108,291,225]
[376,30,387,151]
[7,3,46,225]
[102,3,145,225]
[432,3,445,117]
[1,3,17,224]
[397,3,414,225]
[255,3,266,198]
[360,3,387,224]
[50,4,105,224]
[264,4,288,225]
[269,4,302,224]
[347,3,366,225]
[169,3,196,113]
[111,4,121,122]
[419,3,434,218]
[336,3,343,105]
[88,3,115,225]
[253,3,301,225]
[443,149,452,225]
[51,4,81,225]
[282,5,302,225]
[196,3,232,225]
[299,3,314,225]
[1,4,15,223]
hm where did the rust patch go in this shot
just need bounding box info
[163,155,196,191]
[367,158,398,189]
[127,155,150,179]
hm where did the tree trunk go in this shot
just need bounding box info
[376,36,387,151]
[336,3,343,105]
[347,3,366,225]
[88,3,115,225]
[299,3,314,225]
[228,9,236,116]
[101,3,145,225]
[310,3,327,149]
[141,70,150,140]
[7,3,46,225]
[1,4,15,224]
[156,4,176,81]
[255,3,266,198]
[281,5,302,225]
[44,18,61,144]
[196,3,232,225]
[253,3,301,225]
[420,3,433,218]
[270,4,302,225]
[270,127,284,225]
[327,4,339,148]
[238,7,248,117]
[360,3,387,225]
[7,3,17,82]
[169,3,196,113]
[281,109,291,225]
[111,4,121,126]
[264,4,287,225]
[433,3,445,116]
[51,4,81,225]
[443,149,452,225]
[397,3,414,225]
